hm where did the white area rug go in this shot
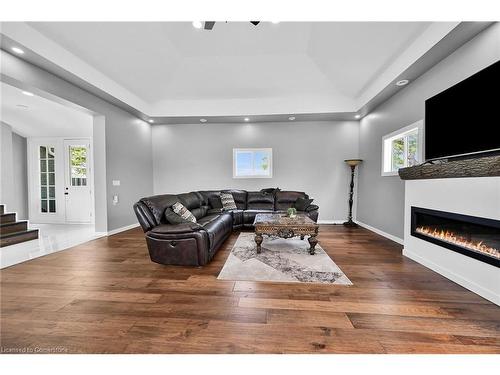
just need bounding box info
[218,232,352,285]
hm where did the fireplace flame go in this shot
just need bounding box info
[416,226,500,259]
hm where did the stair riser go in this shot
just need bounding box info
[0,230,39,247]
[0,222,28,235]
[0,205,4,215]
[0,213,17,224]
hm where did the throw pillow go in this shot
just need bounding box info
[164,207,189,225]
[219,192,237,211]
[171,202,197,223]
[294,197,314,211]
[208,196,223,209]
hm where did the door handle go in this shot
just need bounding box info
[64,192,69,195]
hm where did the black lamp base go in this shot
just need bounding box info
[342,220,358,227]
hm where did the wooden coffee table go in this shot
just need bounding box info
[253,213,320,255]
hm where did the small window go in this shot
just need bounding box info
[233,148,272,178]
[382,121,423,176]
[69,145,88,186]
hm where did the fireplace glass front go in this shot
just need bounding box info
[411,207,500,267]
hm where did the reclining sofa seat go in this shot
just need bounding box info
[134,189,319,266]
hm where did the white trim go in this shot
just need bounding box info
[381,120,424,177]
[355,220,404,245]
[106,223,140,236]
[403,248,500,305]
[317,220,345,224]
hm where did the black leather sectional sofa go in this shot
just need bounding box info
[133,189,319,266]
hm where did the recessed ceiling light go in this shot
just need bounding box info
[244,117,250,122]
[271,21,280,24]
[288,116,295,121]
[22,91,34,96]
[11,47,24,54]
[200,118,207,123]
[148,119,154,123]
[396,79,409,86]
[355,114,361,119]
[192,21,203,29]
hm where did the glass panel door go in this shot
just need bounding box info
[39,145,56,213]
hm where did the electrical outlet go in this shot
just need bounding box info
[113,195,119,205]
[112,180,121,186]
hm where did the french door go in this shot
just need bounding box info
[28,138,93,224]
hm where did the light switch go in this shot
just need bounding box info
[113,195,119,205]
[112,180,121,186]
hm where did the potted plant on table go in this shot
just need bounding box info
[287,207,297,218]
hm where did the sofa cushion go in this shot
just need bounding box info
[208,197,223,209]
[164,207,190,225]
[191,206,208,220]
[220,192,237,210]
[231,209,244,227]
[197,214,221,226]
[140,194,179,225]
[201,213,233,249]
[222,189,247,209]
[177,192,202,211]
[247,191,275,210]
[172,202,197,223]
[294,197,314,211]
[275,191,309,211]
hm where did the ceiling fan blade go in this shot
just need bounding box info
[250,21,260,26]
[204,21,216,30]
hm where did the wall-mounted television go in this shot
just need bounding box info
[425,60,500,161]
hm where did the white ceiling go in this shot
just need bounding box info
[2,21,458,117]
[0,82,93,137]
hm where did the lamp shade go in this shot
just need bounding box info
[344,159,363,167]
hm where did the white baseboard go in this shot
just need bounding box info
[106,223,140,236]
[403,248,500,306]
[317,220,344,224]
[355,220,404,245]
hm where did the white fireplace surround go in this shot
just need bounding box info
[403,177,500,305]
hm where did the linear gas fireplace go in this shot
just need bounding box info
[411,207,500,268]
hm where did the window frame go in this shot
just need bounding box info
[233,148,273,179]
[381,120,424,177]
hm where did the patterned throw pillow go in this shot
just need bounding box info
[219,192,237,211]
[172,202,197,223]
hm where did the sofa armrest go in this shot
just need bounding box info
[305,204,319,212]
[149,222,203,236]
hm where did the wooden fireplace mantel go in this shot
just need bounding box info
[399,154,500,180]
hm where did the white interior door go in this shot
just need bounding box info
[64,139,92,223]
[28,138,65,223]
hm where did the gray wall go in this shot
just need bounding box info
[357,22,500,239]
[11,131,28,219]
[1,51,154,231]
[152,121,359,221]
[0,122,28,219]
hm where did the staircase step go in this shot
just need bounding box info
[0,229,39,247]
[0,204,4,215]
[0,221,28,235]
[0,213,16,224]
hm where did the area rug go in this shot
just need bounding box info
[217,232,352,285]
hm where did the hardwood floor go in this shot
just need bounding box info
[1,225,499,354]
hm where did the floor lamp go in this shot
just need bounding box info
[343,159,363,227]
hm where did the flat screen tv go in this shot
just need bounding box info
[425,60,500,161]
